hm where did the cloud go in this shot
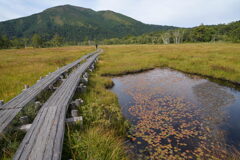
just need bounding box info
[0,0,239,27]
[95,0,240,27]
[0,0,95,21]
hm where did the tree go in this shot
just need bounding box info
[32,34,43,48]
[11,37,24,49]
[51,34,63,47]
[161,32,170,44]
[230,27,240,42]
[173,30,184,44]
[190,25,216,42]
[228,22,240,42]
[2,35,11,48]
[22,38,29,48]
[0,36,3,49]
[151,36,159,44]
[0,35,11,49]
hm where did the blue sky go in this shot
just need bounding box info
[0,0,239,27]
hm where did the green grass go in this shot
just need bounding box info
[1,43,240,160]
[65,126,128,160]
[63,70,130,160]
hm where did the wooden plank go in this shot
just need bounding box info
[0,49,101,133]
[13,52,100,160]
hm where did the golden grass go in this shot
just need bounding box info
[99,43,240,83]
[1,43,239,102]
[0,46,94,101]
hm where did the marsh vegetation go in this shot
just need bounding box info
[0,43,240,159]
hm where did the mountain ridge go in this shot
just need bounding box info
[0,5,176,41]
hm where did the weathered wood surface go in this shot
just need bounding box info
[13,52,100,160]
[0,49,101,133]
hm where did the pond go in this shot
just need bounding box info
[111,68,240,159]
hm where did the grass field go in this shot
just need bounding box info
[0,46,94,102]
[1,43,239,103]
[1,43,240,159]
[100,43,240,82]
[64,43,240,160]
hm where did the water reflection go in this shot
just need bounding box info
[111,68,240,159]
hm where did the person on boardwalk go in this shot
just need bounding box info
[95,44,98,49]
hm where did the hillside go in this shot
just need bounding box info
[103,20,240,44]
[0,5,175,41]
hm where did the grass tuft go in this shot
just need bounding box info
[66,126,128,160]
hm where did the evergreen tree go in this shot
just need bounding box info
[0,35,11,49]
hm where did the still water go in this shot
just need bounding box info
[111,68,240,159]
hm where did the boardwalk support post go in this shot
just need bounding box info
[0,100,4,106]
[49,84,57,91]
[83,72,88,78]
[80,77,88,84]
[66,116,83,124]
[22,85,29,92]
[60,75,66,82]
[70,99,84,109]
[89,63,95,72]
[60,79,66,82]
[19,124,32,132]
[19,116,32,131]
[35,101,42,110]
[66,110,83,124]
[71,110,79,117]
[77,84,87,93]
[19,116,29,124]
[37,77,43,82]
[74,99,84,107]
[89,68,93,72]
[63,72,69,78]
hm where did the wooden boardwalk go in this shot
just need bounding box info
[0,49,100,133]
[13,51,100,160]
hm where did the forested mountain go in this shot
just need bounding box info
[0,5,238,49]
[0,5,175,42]
[103,21,240,44]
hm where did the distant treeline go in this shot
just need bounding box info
[0,33,99,49]
[0,34,57,49]
[102,21,240,44]
[0,21,239,49]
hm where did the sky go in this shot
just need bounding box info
[0,0,239,27]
